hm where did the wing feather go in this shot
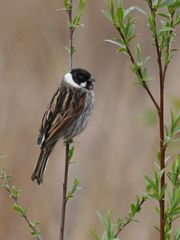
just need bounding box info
[38,85,86,148]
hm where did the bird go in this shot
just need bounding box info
[31,68,95,185]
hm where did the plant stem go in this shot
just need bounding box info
[60,1,73,240]
[116,26,160,113]
[60,142,70,240]
[1,171,43,240]
[156,18,175,239]
[159,81,165,240]
[68,1,74,71]
[114,197,146,238]
[148,1,167,239]
[154,13,166,240]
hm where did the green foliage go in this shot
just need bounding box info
[64,0,86,30]
[68,145,75,161]
[104,0,180,86]
[132,44,151,84]
[104,1,151,86]
[167,157,180,187]
[70,0,86,30]
[128,196,144,219]
[174,229,180,240]
[104,0,138,49]
[144,170,167,201]
[64,0,72,11]
[147,0,179,67]
[0,169,42,240]
[64,0,86,57]
[92,210,119,240]
[31,230,41,239]
[13,203,26,217]
[11,185,21,199]
[164,111,180,145]
[165,157,180,239]
[103,0,180,239]
[66,178,80,200]
[144,157,180,238]
[92,196,145,240]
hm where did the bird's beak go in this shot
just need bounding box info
[89,77,96,82]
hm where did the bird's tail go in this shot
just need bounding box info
[31,148,52,185]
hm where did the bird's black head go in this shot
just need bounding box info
[70,68,95,90]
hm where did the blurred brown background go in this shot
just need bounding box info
[0,0,180,239]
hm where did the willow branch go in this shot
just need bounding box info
[114,197,146,238]
[116,26,160,113]
[59,1,73,240]
[67,1,74,70]
[60,142,71,240]
[0,171,43,240]
[148,1,166,240]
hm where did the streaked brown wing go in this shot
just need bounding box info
[37,88,60,145]
[39,85,86,148]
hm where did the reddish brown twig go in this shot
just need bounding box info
[0,171,43,240]
[60,142,70,240]
[114,197,146,238]
[115,26,160,113]
[59,1,74,240]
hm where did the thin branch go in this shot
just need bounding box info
[60,142,70,240]
[59,1,73,240]
[148,1,166,240]
[0,170,43,240]
[116,26,160,113]
[114,197,146,238]
[67,1,74,70]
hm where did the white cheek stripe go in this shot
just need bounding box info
[80,82,87,88]
[64,72,81,88]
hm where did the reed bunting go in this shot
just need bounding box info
[31,68,95,184]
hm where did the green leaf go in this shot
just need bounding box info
[159,184,167,200]
[157,12,170,19]
[104,39,126,49]
[91,229,101,240]
[174,229,180,240]
[158,26,175,35]
[66,178,80,200]
[124,6,147,19]
[117,217,124,229]
[31,230,41,239]
[68,146,75,161]
[96,210,116,240]
[70,0,86,29]
[13,203,26,217]
[11,185,21,199]
[117,5,124,26]
[110,0,116,25]
[64,0,71,10]
[135,44,141,62]
[148,13,156,35]
[102,10,113,22]
[159,0,176,8]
